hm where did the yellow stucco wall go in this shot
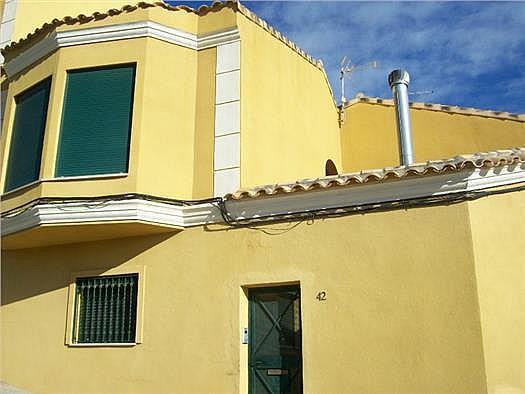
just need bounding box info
[469,189,525,394]
[2,5,346,211]
[237,14,342,186]
[0,38,151,212]
[3,4,524,393]
[341,103,525,172]
[197,6,237,35]
[8,1,139,43]
[0,7,227,210]
[1,201,489,393]
[135,38,198,200]
[193,47,216,198]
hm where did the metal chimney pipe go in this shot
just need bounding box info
[388,69,414,166]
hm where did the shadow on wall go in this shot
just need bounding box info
[1,232,174,306]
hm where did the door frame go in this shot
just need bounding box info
[241,283,303,394]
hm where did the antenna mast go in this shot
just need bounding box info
[409,90,434,97]
[339,58,378,104]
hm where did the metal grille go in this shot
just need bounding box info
[73,274,138,343]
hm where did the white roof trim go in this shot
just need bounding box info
[4,21,240,76]
[223,164,525,220]
[2,163,524,236]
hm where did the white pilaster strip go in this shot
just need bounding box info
[215,101,240,136]
[214,40,241,197]
[214,133,240,170]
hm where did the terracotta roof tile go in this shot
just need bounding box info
[225,147,525,200]
[344,96,525,121]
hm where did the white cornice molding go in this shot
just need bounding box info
[199,28,240,49]
[4,21,240,76]
[1,199,223,236]
[2,164,524,237]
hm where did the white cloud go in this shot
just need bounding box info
[245,1,525,112]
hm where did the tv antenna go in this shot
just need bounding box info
[340,57,378,104]
[409,90,434,97]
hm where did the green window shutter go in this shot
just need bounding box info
[4,78,51,192]
[56,65,135,177]
[74,274,139,344]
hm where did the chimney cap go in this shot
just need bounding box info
[388,69,410,87]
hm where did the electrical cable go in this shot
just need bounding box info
[214,183,525,228]
[1,193,222,218]
[2,184,524,230]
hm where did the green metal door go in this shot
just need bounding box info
[249,286,303,394]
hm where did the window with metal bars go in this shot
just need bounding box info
[72,274,138,344]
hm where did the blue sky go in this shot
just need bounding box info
[169,1,525,114]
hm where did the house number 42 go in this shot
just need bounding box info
[316,291,327,301]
